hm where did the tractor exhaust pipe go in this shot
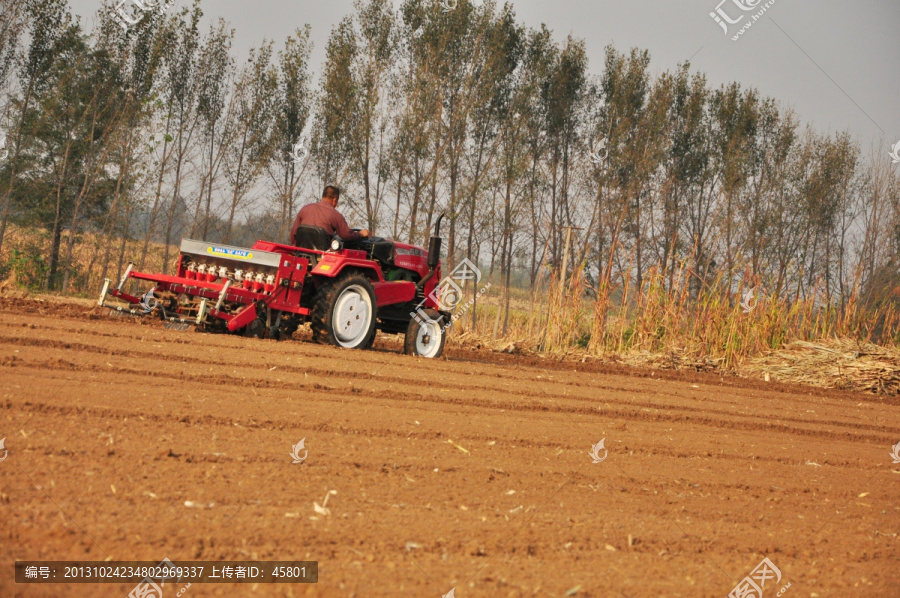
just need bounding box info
[427,213,444,267]
[417,213,444,291]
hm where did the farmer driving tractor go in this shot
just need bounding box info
[99,179,449,356]
[290,185,371,244]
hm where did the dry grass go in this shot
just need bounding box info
[0,224,175,295]
[5,226,899,394]
[447,260,900,395]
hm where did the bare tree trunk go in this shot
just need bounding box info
[550,153,558,265]
[363,133,372,229]
[140,104,175,271]
[202,132,216,239]
[101,129,134,282]
[409,159,421,244]
[61,193,86,292]
[116,202,135,284]
[393,163,403,239]
[164,111,198,272]
[225,129,249,243]
[0,77,38,257]
[45,142,73,290]
[46,223,63,290]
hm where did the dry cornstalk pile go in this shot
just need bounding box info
[449,331,899,396]
[741,338,900,396]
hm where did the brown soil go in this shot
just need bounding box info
[0,296,898,597]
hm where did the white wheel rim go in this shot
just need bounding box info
[332,284,373,348]
[414,319,443,358]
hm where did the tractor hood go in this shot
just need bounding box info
[392,241,429,278]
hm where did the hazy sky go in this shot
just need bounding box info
[71,0,900,155]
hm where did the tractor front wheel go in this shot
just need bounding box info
[311,273,377,349]
[404,309,446,358]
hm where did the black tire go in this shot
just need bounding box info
[261,311,290,341]
[404,308,446,358]
[362,328,377,349]
[311,273,377,349]
[243,318,267,338]
[278,317,300,341]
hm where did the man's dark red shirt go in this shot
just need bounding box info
[290,200,363,242]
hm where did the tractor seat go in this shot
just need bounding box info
[294,225,331,251]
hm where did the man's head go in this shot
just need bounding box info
[322,185,341,208]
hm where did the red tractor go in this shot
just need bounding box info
[98,216,451,358]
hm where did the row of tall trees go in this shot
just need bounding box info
[1,0,898,333]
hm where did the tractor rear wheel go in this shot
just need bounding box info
[404,309,446,358]
[311,273,377,349]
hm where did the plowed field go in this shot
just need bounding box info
[1,297,898,597]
